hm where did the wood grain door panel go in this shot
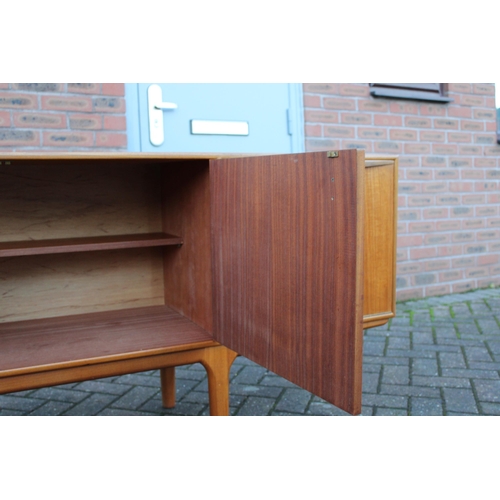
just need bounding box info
[210,150,365,414]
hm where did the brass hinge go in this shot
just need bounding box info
[327,151,339,158]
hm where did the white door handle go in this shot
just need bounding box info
[148,84,177,146]
[155,102,178,110]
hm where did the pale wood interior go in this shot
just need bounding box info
[363,158,397,327]
[0,161,171,323]
[0,156,216,382]
[0,162,163,242]
[0,249,166,323]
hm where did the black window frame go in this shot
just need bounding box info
[370,83,453,103]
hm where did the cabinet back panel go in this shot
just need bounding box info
[0,249,165,323]
[0,162,162,242]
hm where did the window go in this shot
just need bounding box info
[370,83,452,103]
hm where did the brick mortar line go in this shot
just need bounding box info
[408,351,414,415]
[172,379,211,415]
[303,392,319,416]
[483,341,498,367]
[231,365,269,416]
[301,116,477,128]
[0,90,123,98]
[264,375,287,416]
[229,363,250,415]
[493,314,500,330]
[440,387,448,415]
[304,113,495,127]
[398,288,500,307]
[376,362,384,396]
[61,383,137,416]
[135,387,164,414]
[32,390,91,416]
[469,378,484,415]
[5,394,46,414]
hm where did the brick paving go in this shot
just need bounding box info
[1,287,499,416]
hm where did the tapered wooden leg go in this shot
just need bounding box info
[200,346,238,416]
[160,366,176,408]
[157,345,238,414]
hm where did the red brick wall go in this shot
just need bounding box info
[2,82,498,299]
[0,83,127,150]
[304,83,500,300]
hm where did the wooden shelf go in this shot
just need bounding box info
[0,233,183,258]
[0,305,215,377]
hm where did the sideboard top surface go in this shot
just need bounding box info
[0,151,398,162]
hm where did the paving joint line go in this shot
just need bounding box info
[469,378,484,416]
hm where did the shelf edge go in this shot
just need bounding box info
[0,233,183,257]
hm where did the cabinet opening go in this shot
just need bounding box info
[0,158,213,330]
[0,156,215,378]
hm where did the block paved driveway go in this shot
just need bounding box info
[1,287,499,416]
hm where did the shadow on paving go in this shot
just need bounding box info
[1,287,499,416]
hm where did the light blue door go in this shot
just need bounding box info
[127,84,304,154]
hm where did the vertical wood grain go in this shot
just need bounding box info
[363,158,398,327]
[162,161,213,332]
[210,150,364,414]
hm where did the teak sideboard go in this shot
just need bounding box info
[0,150,397,416]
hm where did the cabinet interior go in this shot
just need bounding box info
[0,157,215,375]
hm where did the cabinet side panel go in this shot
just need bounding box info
[363,160,397,327]
[162,161,213,332]
[0,249,165,323]
[211,150,364,414]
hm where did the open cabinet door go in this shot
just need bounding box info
[210,150,365,415]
